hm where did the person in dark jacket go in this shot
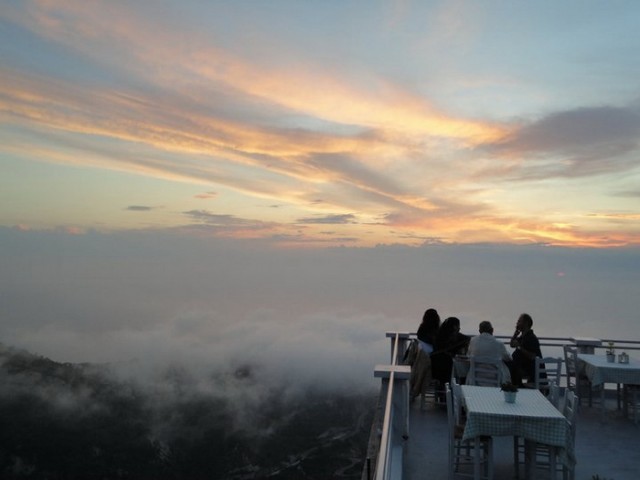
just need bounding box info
[509,313,542,386]
[431,316,470,387]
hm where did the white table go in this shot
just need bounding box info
[577,353,640,419]
[461,385,570,480]
[577,353,640,385]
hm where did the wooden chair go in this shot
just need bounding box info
[468,356,504,387]
[409,347,435,408]
[534,356,563,396]
[561,390,579,480]
[452,355,470,384]
[563,345,593,406]
[514,356,564,477]
[445,383,493,480]
[419,379,443,410]
[540,389,579,480]
[548,380,563,410]
[514,390,578,480]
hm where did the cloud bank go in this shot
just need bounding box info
[2,227,639,394]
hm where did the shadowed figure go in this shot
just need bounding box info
[409,308,441,399]
[509,313,542,386]
[431,317,469,388]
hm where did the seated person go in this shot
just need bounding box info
[416,308,440,354]
[431,317,470,387]
[509,313,542,386]
[409,308,440,399]
[467,321,512,384]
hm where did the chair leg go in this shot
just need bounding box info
[549,446,557,480]
[448,442,454,480]
[473,437,481,480]
[487,438,494,480]
[513,436,520,479]
[630,387,637,424]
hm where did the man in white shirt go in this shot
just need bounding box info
[468,321,512,383]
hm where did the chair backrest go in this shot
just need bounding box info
[452,355,470,383]
[564,389,579,426]
[450,379,466,424]
[563,345,578,386]
[548,380,562,410]
[535,357,563,392]
[563,389,579,462]
[469,356,503,387]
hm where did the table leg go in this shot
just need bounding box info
[549,446,557,480]
[623,384,629,419]
[524,439,534,480]
[474,436,481,480]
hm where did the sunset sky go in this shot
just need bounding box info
[2,0,639,248]
[2,2,640,376]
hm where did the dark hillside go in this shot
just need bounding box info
[0,343,374,479]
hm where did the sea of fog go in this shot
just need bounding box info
[2,227,639,392]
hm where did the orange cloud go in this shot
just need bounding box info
[12,0,509,146]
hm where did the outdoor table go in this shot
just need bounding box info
[577,353,640,420]
[461,385,570,480]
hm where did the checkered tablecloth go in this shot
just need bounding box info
[460,385,569,447]
[577,354,640,386]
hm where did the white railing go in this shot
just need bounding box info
[368,332,411,480]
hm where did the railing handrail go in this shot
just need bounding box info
[374,333,400,480]
[370,332,412,480]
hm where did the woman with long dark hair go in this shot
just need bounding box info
[431,316,470,387]
[417,308,440,353]
[408,308,441,400]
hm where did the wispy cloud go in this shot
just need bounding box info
[194,191,217,200]
[587,212,640,221]
[183,210,272,227]
[296,214,358,225]
[126,205,157,212]
[180,209,284,239]
[482,106,640,180]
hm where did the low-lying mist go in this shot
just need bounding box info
[0,340,376,479]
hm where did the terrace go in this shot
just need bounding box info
[363,333,640,480]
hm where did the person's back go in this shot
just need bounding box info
[468,321,511,383]
[409,308,440,400]
[417,308,440,354]
[432,317,469,386]
[468,321,510,360]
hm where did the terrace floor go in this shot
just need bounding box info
[404,389,639,480]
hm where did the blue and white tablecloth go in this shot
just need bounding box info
[460,385,568,448]
[577,354,640,387]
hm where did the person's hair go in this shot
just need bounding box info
[422,308,440,331]
[436,317,460,347]
[478,321,493,334]
[519,313,533,328]
[418,308,440,344]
